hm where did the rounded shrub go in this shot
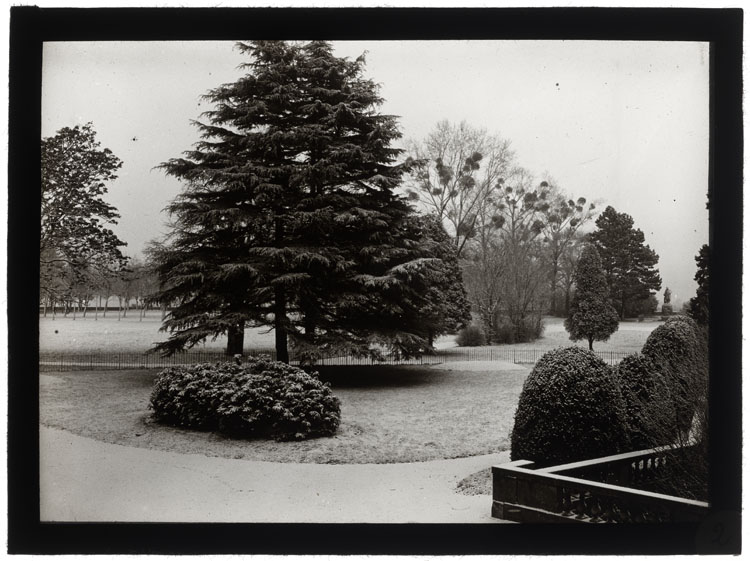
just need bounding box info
[149,357,341,441]
[615,353,675,450]
[510,347,630,466]
[493,316,544,344]
[641,315,708,434]
[456,324,486,346]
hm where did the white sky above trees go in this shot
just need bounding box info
[41,40,709,307]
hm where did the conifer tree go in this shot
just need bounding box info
[687,244,709,326]
[565,245,620,350]
[153,41,462,361]
[589,206,662,319]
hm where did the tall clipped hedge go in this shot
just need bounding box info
[639,315,709,500]
[641,315,708,435]
[150,357,341,441]
[510,347,630,466]
[615,353,675,450]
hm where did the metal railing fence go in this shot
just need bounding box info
[38,347,631,371]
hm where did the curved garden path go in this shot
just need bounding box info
[40,426,509,523]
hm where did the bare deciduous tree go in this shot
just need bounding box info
[404,120,514,257]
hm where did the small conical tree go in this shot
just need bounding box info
[565,245,620,350]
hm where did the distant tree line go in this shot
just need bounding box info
[39,256,163,321]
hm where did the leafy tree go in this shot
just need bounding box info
[41,123,129,302]
[564,245,620,350]
[153,41,456,362]
[589,206,662,319]
[404,120,513,257]
[687,244,709,326]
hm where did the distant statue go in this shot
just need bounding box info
[662,287,673,315]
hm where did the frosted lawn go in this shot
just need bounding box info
[39,313,660,355]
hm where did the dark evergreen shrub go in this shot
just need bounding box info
[640,316,709,500]
[615,353,675,450]
[150,357,341,441]
[641,315,708,434]
[510,347,630,466]
[493,315,544,344]
[456,324,486,346]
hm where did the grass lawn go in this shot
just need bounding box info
[39,312,659,354]
[40,362,528,464]
[38,313,661,478]
[489,316,661,354]
[39,310,276,353]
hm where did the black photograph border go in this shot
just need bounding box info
[8,6,742,555]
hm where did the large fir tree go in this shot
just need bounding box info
[565,245,620,349]
[153,41,463,361]
[589,206,662,319]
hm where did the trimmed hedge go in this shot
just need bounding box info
[510,347,630,466]
[615,353,675,450]
[641,315,708,434]
[149,357,341,441]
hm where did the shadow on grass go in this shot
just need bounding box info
[43,364,440,392]
[312,365,441,389]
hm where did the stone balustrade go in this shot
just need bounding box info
[492,446,709,523]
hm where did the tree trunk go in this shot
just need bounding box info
[588,337,594,350]
[275,286,289,363]
[103,293,109,317]
[274,214,289,364]
[479,308,495,344]
[226,320,245,356]
[550,261,559,315]
[161,302,167,320]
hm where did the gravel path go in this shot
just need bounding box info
[40,426,511,523]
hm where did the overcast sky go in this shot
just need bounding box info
[41,40,709,306]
